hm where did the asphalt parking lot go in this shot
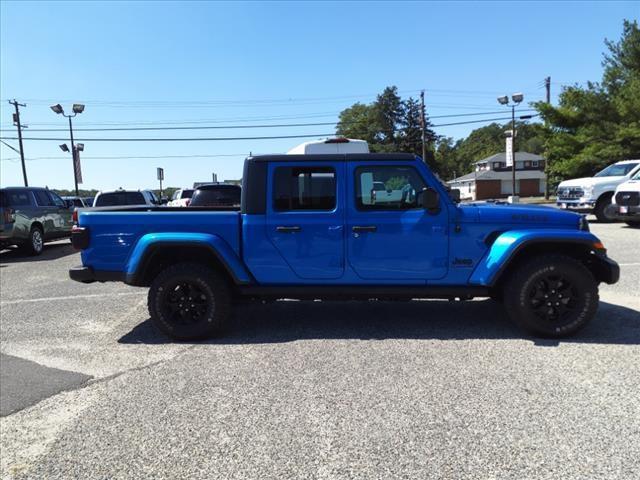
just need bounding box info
[1,220,638,479]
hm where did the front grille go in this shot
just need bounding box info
[557,187,584,200]
[615,191,640,206]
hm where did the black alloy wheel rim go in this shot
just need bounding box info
[161,280,212,326]
[528,274,579,324]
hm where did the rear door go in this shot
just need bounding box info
[346,162,449,280]
[266,161,345,279]
[48,191,73,234]
[32,189,59,238]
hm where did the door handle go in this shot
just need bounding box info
[276,226,302,233]
[352,225,377,233]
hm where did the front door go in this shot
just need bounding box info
[346,162,449,280]
[266,162,345,279]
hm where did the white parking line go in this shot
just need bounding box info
[0,292,145,306]
[618,263,640,267]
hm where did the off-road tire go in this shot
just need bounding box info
[503,254,598,338]
[22,225,44,256]
[147,262,231,341]
[594,193,615,223]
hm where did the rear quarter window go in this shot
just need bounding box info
[1,190,33,207]
[95,192,146,207]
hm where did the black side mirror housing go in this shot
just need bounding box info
[418,187,440,213]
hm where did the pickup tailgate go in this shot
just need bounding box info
[76,208,241,273]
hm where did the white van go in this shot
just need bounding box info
[287,138,369,155]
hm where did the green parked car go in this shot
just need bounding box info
[0,187,74,255]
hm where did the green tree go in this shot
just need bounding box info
[336,86,437,159]
[535,20,640,180]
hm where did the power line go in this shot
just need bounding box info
[0,114,540,144]
[0,109,536,133]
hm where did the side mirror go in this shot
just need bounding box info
[418,187,440,213]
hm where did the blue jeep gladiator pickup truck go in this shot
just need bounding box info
[69,153,619,340]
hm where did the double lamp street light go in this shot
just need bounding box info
[497,93,523,198]
[50,103,85,196]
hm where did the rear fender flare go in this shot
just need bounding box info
[125,232,252,285]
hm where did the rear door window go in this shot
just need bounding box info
[95,192,146,206]
[273,167,336,211]
[34,190,55,207]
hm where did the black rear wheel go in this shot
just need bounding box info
[21,225,44,256]
[503,254,598,337]
[148,262,230,340]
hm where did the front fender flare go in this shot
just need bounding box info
[468,229,601,286]
[125,232,252,285]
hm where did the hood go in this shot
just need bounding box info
[558,176,626,188]
[615,179,640,193]
[460,202,581,228]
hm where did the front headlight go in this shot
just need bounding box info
[582,186,594,198]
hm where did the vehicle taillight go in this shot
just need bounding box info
[185,199,191,207]
[71,225,90,250]
[72,209,79,224]
[3,207,15,224]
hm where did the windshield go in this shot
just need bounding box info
[95,191,146,207]
[595,162,639,177]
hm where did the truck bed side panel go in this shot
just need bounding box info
[79,211,241,273]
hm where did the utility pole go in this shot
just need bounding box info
[420,90,427,165]
[8,100,28,186]
[544,76,551,199]
[545,76,551,104]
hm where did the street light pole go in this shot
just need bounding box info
[497,93,523,199]
[51,104,85,197]
[68,116,78,196]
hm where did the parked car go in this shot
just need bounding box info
[189,184,241,207]
[1,187,73,255]
[93,189,160,207]
[168,188,194,207]
[70,140,619,341]
[82,197,94,207]
[556,159,640,222]
[62,196,87,209]
[607,169,640,227]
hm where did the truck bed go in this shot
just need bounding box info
[78,208,241,272]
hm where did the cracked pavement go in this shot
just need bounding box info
[1,221,639,479]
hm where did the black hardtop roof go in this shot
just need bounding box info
[196,184,241,190]
[248,153,418,163]
[0,186,48,190]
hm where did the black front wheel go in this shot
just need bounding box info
[594,194,615,223]
[148,262,231,340]
[503,254,599,337]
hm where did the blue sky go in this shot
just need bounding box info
[1,1,637,190]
